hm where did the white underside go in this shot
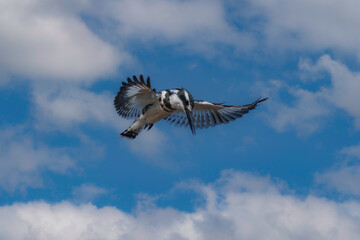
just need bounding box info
[127,102,173,133]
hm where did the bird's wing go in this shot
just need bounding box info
[114,75,158,119]
[164,97,268,129]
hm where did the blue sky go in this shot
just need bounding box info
[1,0,360,239]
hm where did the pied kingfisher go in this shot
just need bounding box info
[114,75,268,139]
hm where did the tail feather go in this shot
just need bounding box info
[120,129,139,139]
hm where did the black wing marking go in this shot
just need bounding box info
[114,75,157,119]
[164,97,268,129]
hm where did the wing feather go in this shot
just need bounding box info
[114,75,157,119]
[164,97,268,129]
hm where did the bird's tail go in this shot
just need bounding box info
[120,128,140,139]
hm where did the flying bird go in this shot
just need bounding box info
[114,75,267,139]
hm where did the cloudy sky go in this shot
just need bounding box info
[1,0,360,239]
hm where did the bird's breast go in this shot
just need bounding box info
[143,102,172,124]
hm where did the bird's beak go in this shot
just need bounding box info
[184,107,196,135]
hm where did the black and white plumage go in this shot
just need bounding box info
[114,75,267,139]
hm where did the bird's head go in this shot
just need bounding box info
[177,88,196,135]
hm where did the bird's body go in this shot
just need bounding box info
[114,75,267,139]
[122,101,170,138]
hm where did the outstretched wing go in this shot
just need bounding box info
[164,97,268,129]
[114,75,158,119]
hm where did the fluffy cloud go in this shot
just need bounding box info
[0,0,120,82]
[100,0,360,57]
[300,55,360,129]
[312,56,360,128]
[99,0,253,57]
[261,55,360,134]
[1,171,360,239]
[243,0,360,56]
[32,85,126,130]
[260,80,330,135]
[0,127,74,192]
[0,0,259,83]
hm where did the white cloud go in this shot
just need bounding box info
[101,0,254,57]
[312,55,360,128]
[0,0,257,83]
[273,87,329,134]
[258,80,331,135]
[244,0,360,56]
[260,55,360,134]
[0,0,121,82]
[299,55,360,129]
[0,201,131,240]
[0,127,74,192]
[1,171,360,239]
[32,85,126,131]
